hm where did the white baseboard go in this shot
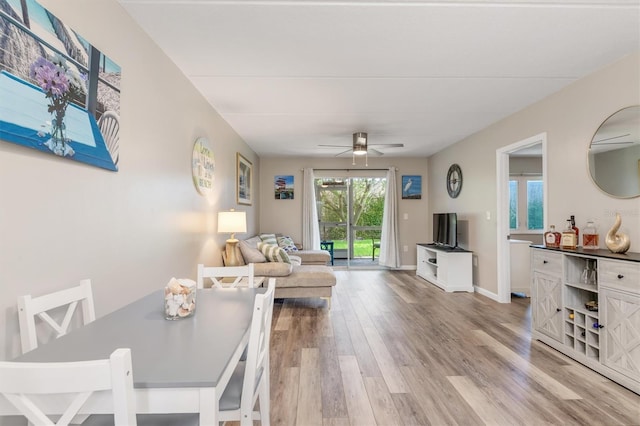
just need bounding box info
[398,265,416,270]
[474,285,501,302]
[377,265,415,270]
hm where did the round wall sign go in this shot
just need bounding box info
[192,137,215,195]
[446,163,462,198]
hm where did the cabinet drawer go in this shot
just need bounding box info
[599,260,640,294]
[531,249,562,275]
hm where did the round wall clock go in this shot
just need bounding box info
[446,163,462,198]
[192,137,215,195]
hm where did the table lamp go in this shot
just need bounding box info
[218,210,247,266]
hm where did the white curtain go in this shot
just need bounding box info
[379,167,401,268]
[302,168,321,250]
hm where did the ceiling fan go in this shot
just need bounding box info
[318,132,404,166]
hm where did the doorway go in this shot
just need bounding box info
[315,176,386,269]
[496,133,547,303]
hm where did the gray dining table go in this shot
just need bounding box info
[2,287,264,425]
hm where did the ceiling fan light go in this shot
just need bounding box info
[353,146,367,155]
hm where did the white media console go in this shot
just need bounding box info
[416,243,473,292]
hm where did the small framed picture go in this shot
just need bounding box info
[275,175,294,199]
[402,175,422,199]
[236,153,252,205]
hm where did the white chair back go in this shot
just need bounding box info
[219,278,275,426]
[242,278,275,424]
[197,264,255,289]
[0,348,136,426]
[18,279,96,354]
[97,111,120,165]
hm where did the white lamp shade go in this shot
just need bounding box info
[218,211,247,234]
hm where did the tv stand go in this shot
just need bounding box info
[416,243,473,292]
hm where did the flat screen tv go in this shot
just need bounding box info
[433,213,457,248]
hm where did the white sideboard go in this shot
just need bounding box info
[416,244,473,292]
[530,245,640,395]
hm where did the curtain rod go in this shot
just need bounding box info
[301,168,394,172]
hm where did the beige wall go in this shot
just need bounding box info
[259,156,429,265]
[0,0,258,359]
[428,53,640,296]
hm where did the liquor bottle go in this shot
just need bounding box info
[561,220,577,249]
[544,225,561,248]
[583,220,599,249]
[570,215,580,246]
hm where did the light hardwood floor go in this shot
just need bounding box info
[264,270,640,426]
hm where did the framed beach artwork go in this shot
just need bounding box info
[275,175,294,199]
[237,153,252,205]
[402,175,422,199]
[0,0,122,171]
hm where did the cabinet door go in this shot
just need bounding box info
[416,246,428,277]
[533,271,563,342]
[601,288,640,381]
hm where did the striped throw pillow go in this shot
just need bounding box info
[259,233,278,246]
[258,242,291,263]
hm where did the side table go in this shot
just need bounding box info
[320,240,334,265]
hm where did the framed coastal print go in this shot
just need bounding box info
[237,153,252,205]
[0,0,122,171]
[402,175,422,199]
[275,175,294,199]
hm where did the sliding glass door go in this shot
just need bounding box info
[315,176,385,268]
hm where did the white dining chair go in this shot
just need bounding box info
[17,279,96,354]
[218,278,275,426]
[197,263,255,289]
[0,348,136,426]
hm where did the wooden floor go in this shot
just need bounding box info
[264,270,640,426]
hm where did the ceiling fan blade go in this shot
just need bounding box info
[335,149,353,157]
[368,148,384,156]
[319,144,351,148]
[369,143,404,148]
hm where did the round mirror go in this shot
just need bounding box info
[588,106,640,198]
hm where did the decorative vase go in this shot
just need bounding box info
[45,115,74,157]
[605,213,630,254]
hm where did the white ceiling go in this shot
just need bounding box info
[118,0,640,159]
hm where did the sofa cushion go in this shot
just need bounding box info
[295,250,331,265]
[277,235,298,253]
[253,261,293,277]
[275,265,337,288]
[239,239,267,264]
[288,255,302,266]
[259,233,278,246]
[258,242,291,263]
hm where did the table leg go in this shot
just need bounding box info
[199,387,218,426]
